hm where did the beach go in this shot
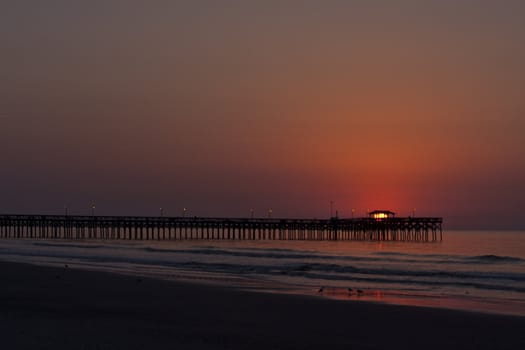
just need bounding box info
[1,261,524,350]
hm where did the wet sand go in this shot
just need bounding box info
[1,261,524,349]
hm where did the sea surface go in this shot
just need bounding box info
[1,230,524,316]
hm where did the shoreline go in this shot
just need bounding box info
[4,255,524,318]
[1,261,525,349]
[1,236,525,318]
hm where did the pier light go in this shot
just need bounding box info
[369,210,395,221]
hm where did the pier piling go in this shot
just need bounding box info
[0,215,442,242]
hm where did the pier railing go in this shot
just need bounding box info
[0,214,442,242]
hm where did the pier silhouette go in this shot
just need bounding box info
[0,213,442,242]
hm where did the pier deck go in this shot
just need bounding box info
[0,214,442,242]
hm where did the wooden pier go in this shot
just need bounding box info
[0,214,442,242]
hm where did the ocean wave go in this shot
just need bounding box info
[140,246,453,265]
[468,255,524,263]
[290,271,525,294]
[21,242,525,275]
[142,246,525,268]
[33,242,109,249]
[4,247,525,294]
[374,251,454,259]
[17,247,525,284]
[140,247,381,262]
[374,251,525,264]
[286,262,525,282]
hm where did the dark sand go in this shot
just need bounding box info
[1,262,524,349]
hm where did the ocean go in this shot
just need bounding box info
[1,230,524,316]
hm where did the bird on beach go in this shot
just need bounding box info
[347,288,353,294]
[357,289,364,296]
[64,264,69,268]
[318,286,324,293]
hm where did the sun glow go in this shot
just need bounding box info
[369,210,395,221]
[373,213,389,220]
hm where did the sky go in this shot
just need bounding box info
[1,1,524,229]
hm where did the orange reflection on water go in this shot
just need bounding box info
[373,290,384,301]
[315,286,525,317]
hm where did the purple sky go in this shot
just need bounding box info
[1,1,524,229]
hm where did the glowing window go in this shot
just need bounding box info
[373,213,388,220]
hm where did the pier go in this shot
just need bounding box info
[0,213,442,242]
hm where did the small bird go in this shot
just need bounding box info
[347,288,353,293]
[318,286,324,293]
[357,289,364,295]
[64,264,69,268]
